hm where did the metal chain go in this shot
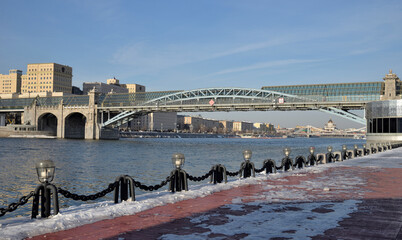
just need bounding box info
[186,170,213,182]
[226,169,241,177]
[254,166,266,173]
[57,182,118,201]
[0,191,34,217]
[134,176,171,191]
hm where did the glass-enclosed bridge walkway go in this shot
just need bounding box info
[0,81,385,127]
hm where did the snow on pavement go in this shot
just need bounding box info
[159,200,361,240]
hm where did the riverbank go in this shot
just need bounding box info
[120,131,237,138]
[120,131,365,140]
[3,147,401,239]
[0,125,56,138]
[0,137,366,220]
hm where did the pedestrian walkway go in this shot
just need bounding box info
[29,149,402,239]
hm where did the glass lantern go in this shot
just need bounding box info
[35,160,55,183]
[172,153,185,169]
[283,147,291,157]
[242,150,252,161]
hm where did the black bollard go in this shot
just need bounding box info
[210,164,227,184]
[353,144,361,157]
[114,175,135,203]
[326,146,337,163]
[363,144,369,155]
[294,156,306,169]
[263,159,277,174]
[169,153,188,192]
[341,145,349,160]
[169,169,188,192]
[307,146,317,166]
[281,147,294,171]
[32,160,59,219]
[240,150,255,178]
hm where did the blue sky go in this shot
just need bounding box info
[1,0,402,128]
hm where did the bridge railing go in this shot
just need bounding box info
[0,89,380,110]
[99,91,181,107]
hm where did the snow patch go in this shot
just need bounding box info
[159,200,360,239]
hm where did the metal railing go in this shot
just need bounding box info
[0,142,399,219]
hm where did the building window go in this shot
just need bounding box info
[390,118,397,133]
[383,118,390,133]
[377,118,383,133]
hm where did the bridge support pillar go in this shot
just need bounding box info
[0,113,6,126]
[84,110,100,140]
[85,89,100,140]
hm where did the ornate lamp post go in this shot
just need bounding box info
[307,146,317,166]
[169,153,188,192]
[376,143,382,152]
[341,144,349,160]
[353,144,361,157]
[363,143,369,155]
[382,143,388,151]
[326,145,336,163]
[281,147,294,171]
[240,150,255,178]
[370,143,377,154]
[32,160,59,218]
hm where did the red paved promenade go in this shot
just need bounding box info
[30,151,402,240]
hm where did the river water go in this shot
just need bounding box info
[0,137,364,220]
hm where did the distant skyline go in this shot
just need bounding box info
[1,0,401,128]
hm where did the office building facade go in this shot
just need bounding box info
[21,63,72,94]
[0,69,22,94]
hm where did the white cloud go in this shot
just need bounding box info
[111,36,297,73]
[204,59,324,77]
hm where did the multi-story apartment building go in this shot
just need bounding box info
[219,120,234,133]
[0,69,22,94]
[233,121,254,133]
[21,63,72,94]
[179,115,222,132]
[128,112,177,131]
[83,82,129,94]
[83,78,146,94]
[253,122,276,133]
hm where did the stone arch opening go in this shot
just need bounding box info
[65,112,86,139]
[38,113,57,136]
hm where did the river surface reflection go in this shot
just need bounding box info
[0,137,364,219]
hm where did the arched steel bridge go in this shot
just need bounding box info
[100,87,366,127]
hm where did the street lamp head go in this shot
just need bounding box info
[354,144,358,149]
[309,146,315,154]
[363,143,366,148]
[172,153,185,169]
[242,150,252,161]
[342,145,347,151]
[35,160,55,183]
[283,147,291,157]
[327,146,333,153]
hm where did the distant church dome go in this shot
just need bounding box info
[324,119,336,132]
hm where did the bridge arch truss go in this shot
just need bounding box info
[101,87,366,127]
